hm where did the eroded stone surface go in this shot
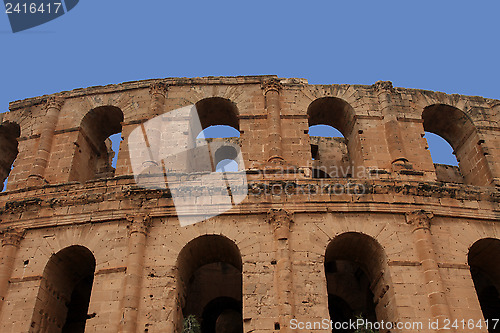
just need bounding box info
[0,76,498,333]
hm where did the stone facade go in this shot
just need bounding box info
[0,75,498,333]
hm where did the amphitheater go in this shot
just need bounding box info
[0,75,498,333]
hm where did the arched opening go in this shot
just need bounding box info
[70,106,123,182]
[196,97,239,133]
[309,125,344,178]
[214,146,239,173]
[308,98,354,178]
[424,131,462,183]
[189,98,241,174]
[0,121,20,191]
[468,238,500,332]
[424,132,458,166]
[30,245,96,333]
[324,233,387,332]
[423,104,490,185]
[177,235,243,333]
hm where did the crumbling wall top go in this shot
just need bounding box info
[8,76,499,113]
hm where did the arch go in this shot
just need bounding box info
[191,98,242,175]
[423,104,475,148]
[468,238,500,329]
[214,146,238,165]
[324,233,387,329]
[69,106,124,182]
[30,245,96,333]
[422,104,491,185]
[177,235,243,333]
[0,121,20,191]
[307,97,355,135]
[195,97,239,132]
[214,146,239,172]
[307,98,355,178]
[424,131,463,183]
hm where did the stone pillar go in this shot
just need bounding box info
[118,215,151,333]
[267,209,294,332]
[149,82,168,117]
[486,101,500,186]
[406,210,452,332]
[262,79,285,164]
[384,118,407,163]
[28,96,65,186]
[373,82,406,161]
[142,83,169,171]
[0,228,25,316]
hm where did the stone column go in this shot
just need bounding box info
[141,83,169,171]
[267,209,294,332]
[384,118,407,163]
[406,210,452,332]
[486,101,500,186]
[28,96,65,186]
[374,81,409,166]
[149,82,168,117]
[262,79,285,164]
[0,228,25,316]
[118,215,151,333]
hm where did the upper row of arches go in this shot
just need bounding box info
[0,94,495,191]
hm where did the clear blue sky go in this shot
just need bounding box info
[1,1,499,166]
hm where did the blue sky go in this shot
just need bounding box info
[1,1,499,167]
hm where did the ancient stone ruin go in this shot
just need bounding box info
[0,76,498,332]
